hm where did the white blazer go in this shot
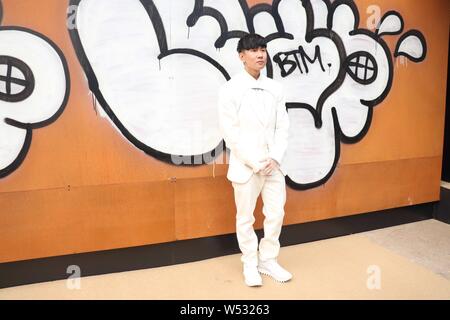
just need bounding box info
[218,71,290,184]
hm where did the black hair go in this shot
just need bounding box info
[237,33,267,53]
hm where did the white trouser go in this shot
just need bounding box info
[232,169,287,267]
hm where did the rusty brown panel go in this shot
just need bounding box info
[0,180,175,263]
[174,176,237,240]
[174,156,440,241]
[284,156,441,225]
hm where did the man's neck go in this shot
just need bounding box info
[245,66,260,80]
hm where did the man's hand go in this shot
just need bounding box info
[259,158,279,176]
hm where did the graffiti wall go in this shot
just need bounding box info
[0,3,70,178]
[0,0,448,263]
[68,0,427,190]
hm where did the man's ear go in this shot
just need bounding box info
[239,51,245,63]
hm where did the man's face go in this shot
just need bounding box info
[239,47,267,73]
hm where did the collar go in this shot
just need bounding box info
[239,70,268,91]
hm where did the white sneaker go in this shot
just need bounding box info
[243,264,263,287]
[258,259,292,283]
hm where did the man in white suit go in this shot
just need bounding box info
[218,34,291,287]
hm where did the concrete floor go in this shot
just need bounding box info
[360,219,450,280]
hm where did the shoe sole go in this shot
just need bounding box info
[245,282,263,287]
[244,274,263,287]
[257,267,292,283]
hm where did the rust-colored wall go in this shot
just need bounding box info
[0,0,448,263]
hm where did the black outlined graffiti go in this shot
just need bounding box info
[344,51,378,85]
[69,0,427,190]
[69,0,230,166]
[0,4,70,179]
[0,56,35,103]
[394,30,427,63]
[376,10,404,37]
[273,45,326,77]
